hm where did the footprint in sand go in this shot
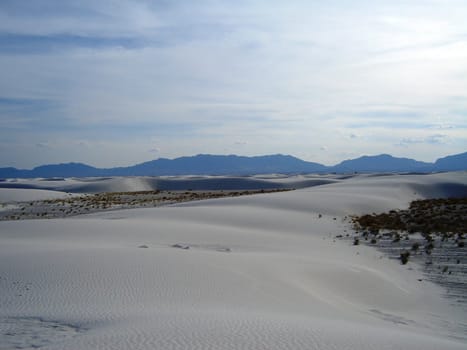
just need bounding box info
[0,317,82,349]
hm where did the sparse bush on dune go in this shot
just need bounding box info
[400,251,410,265]
[392,232,401,243]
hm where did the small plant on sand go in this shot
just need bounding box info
[400,251,410,265]
[424,233,433,242]
[425,241,434,252]
[392,232,401,243]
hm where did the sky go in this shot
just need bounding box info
[0,0,466,168]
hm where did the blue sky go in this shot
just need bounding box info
[1,0,466,168]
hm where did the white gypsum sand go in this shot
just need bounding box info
[0,172,466,349]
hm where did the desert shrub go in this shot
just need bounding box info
[424,233,433,242]
[400,251,410,265]
[424,243,434,256]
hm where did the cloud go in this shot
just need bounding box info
[0,97,62,132]
[0,96,56,112]
[426,134,449,144]
[1,0,467,167]
[35,142,49,148]
[234,141,247,146]
[0,34,144,54]
[397,134,449,147]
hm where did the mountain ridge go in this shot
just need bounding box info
[1,152,466,178]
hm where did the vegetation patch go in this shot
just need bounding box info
[345,197,467,307]
[352,198,467,237]
[0,188,293,221]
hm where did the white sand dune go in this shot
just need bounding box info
[0,188,72,203]
[0,172,466,349]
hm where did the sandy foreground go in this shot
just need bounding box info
[0,172,466,349]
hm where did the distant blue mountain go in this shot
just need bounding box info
[0,152,465,178]
[0,163,103,179]
[331,154,432,173]
[108,154,327,176]
[32,162,102,178]
[0,167,26,179]
[433,152,467,171]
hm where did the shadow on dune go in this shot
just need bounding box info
[0,176,340,194]
[411,183,467,198]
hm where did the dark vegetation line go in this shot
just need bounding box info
[0,188,293,221]
[353,198,467,236]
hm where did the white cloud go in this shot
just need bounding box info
[35,142,49,148]
[0,0,466,167]
[397,134,449,147]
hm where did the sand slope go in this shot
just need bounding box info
[0,172,466,349]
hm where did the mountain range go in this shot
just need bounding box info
[1,152,466,178]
